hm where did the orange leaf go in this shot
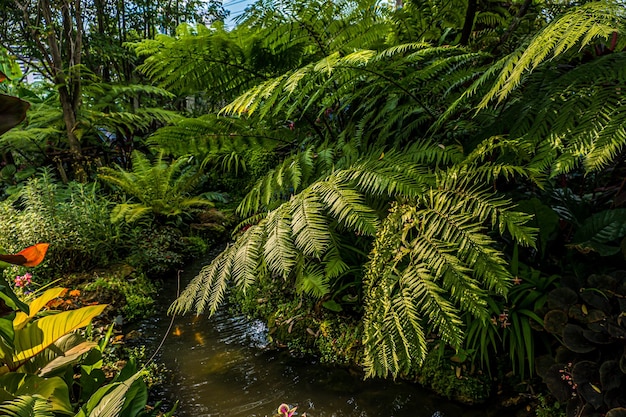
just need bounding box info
[0,243,49,267]
[0,71,6,83]
[18,243,49,267]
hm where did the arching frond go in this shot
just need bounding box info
[173,150,443,315]
[480,1,625,108]
[147,114,284,159]
[484,51,626,177]
[362,171,536,378]
[237,147,321,217]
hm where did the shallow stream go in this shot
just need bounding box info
[132,256,481,417]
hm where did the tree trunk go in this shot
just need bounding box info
[459,0,477,46]
[40,0,84,176]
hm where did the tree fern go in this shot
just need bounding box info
[362,174,535,378]
[237,147,321,217]
[171,150,440,316]
[479,1,625,108]
[162,0,543,381]
[98,151,216,223]
[477,50,626,177]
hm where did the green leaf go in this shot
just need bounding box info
[0,374,73,415]
[298,265,330,298]
[0,394,55,417]
[14,288,66,330]
[74,371,144,417]
[0,278,29,314]
[38,341,98,377]
[571,209,626,256]
[322,300,343,312]
[516,198,559,256]
[6,305,107,369]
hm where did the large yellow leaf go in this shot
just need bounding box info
[13,287,66,330]
[9,304,107,369]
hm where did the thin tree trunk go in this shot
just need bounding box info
[460,0,477,46]
[41,0,83,175]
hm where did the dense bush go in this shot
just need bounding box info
[0,171,120,279]
[83,269,158,320]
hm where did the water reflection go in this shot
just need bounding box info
[132,260,474,417]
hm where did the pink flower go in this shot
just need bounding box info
[277,404,297,417]
[14,273,32,288]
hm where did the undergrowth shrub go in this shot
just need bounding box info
[0,170,120,280]
[416,348,492,405]
[123,226,187,277]
[83,270,157,320]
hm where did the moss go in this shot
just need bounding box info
[315,318,363,366]
[535,395,566,417]
[416,349,492,405]
[82,267,157,320]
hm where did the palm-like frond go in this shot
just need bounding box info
[504,53,626,176]
[479,1,625,108]
[362,174,535,378]
[147,114,285,159]
[98,151,214,223]
[134,23,267,99]
[172,150,440,315]
[237,147,322,217]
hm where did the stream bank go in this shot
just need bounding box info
[126,256,523,417]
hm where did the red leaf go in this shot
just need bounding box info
[0,243,49,267]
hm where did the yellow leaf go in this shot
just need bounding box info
[14,287,66,330]
[9,304,107,368]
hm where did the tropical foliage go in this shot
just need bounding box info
[159,0,626,383]
[98,151,219,225]
[3,0,626,413]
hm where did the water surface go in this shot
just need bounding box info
[133,257,477,417]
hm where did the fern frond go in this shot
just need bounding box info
[264,204,299,279]
[236,147,324,218]
[232,224,266,290]
[110,203,151,224]
[480,1,624,107]
[170,245,235,316]
[290,189,331,258]
[362,171,536,378]
[312,177,379,236]
[297,263,331,297]
[436,173,537,248]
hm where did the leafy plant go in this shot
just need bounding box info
[0,287,106,373]
[99,151,218,225]
[464,252,559,379]
[83,272,157,320]
[0,171,119,276]
[538,272,626,417]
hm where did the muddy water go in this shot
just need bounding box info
[133,257,475,417]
